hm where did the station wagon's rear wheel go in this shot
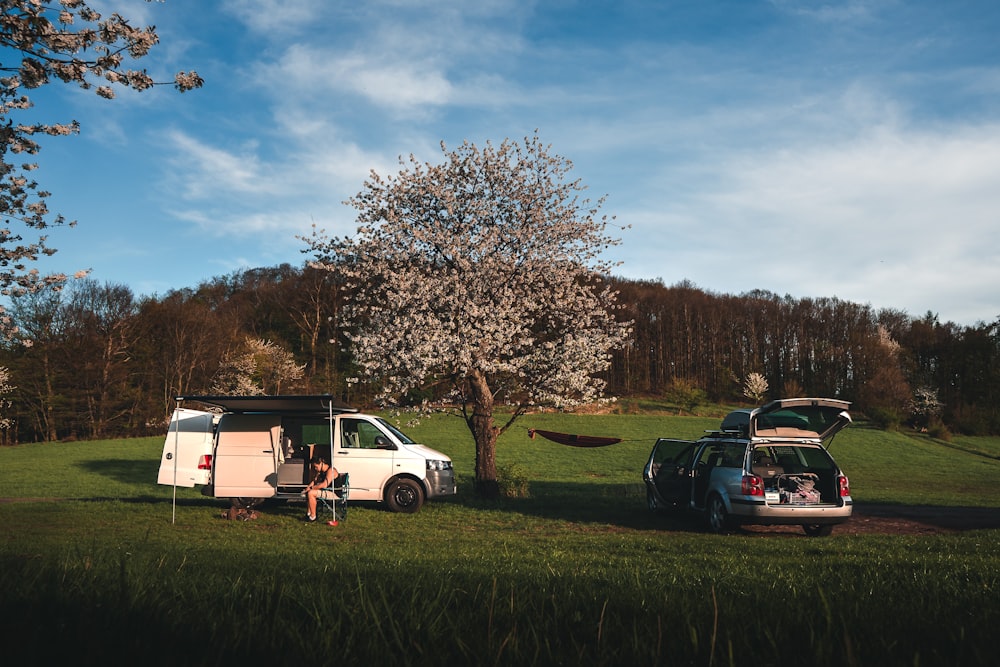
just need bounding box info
[802,524,834,537]
[706,494,732,533]
[385,477,424,513]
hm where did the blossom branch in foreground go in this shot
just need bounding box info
[0,0,202,337]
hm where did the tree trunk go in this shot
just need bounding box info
[467,369,500,499]
[43,352,57,442]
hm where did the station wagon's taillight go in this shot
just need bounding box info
[198,455,213,470]
[838,475,850,497]
[742,474,764,496]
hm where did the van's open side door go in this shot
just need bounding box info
[212,414,282,498]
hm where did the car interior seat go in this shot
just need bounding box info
[753,455,785,479]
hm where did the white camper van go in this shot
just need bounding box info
[158,395,456,513]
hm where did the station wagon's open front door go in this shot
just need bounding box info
[649,439,697,510]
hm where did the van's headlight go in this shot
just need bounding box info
[427,459,452,471]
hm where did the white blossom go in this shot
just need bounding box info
[0,366,15,429]
[909,386,943,420]
[743,372,769,403]
[209,337,305,395]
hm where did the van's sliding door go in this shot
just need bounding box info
[212,414,281,498]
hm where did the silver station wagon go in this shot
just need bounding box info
[643,398,853,536]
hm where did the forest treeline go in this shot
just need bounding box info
[1,265,997,444]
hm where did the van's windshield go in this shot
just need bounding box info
[376,418,416,444]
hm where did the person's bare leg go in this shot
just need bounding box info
[306,490,318,519]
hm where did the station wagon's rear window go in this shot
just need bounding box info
[756,404,847,437]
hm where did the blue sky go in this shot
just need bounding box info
[23,0,1000,326]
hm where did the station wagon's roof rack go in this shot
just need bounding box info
[702,428,744,439]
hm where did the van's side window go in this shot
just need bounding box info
[282,419,332,459]
[341,420,361,448]
[341,419,389,449]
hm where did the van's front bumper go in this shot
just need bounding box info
[426,469,457,497]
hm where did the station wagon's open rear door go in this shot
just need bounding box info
[750,398,852,444]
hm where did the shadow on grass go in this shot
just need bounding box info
[851,501,1000,530]
[446,480,1000,534]
[443,479,700,532]
[76,457,159,484]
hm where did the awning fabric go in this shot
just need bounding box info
[176,394,356,415]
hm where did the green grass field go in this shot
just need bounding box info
[2,412,999,666]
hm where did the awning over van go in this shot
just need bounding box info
[176,395,357,415]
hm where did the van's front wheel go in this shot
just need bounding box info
[385,478,424,513]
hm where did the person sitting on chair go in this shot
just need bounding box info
[303,454,339,522]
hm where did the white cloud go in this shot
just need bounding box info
[617,121,1000,323]
[166,131,274,198]
[270,46,454,111]
[221,0,325,35]
[769,0,880,23]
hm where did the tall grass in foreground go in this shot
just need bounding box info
[2,413,1000,665]
[2,500,997,666]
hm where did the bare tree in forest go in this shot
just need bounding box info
[62,279,137,438]
[305,135,630,498]
[135,290,234,416]
[859,324,911,429]
[0,0,201,336]
[282,265,340,380]
[6,288,64,440]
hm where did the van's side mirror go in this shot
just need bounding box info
[374,436,396,450]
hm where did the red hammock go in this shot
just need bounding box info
[527,429,622,448]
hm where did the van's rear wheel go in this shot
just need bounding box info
[385,478,424,513]
[802,524,834,537]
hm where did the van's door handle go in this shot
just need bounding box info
[263,450,273,454]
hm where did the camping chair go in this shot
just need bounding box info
[317,472,350,523]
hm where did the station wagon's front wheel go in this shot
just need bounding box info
[706,494,732,534]
[385,478,424,513]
